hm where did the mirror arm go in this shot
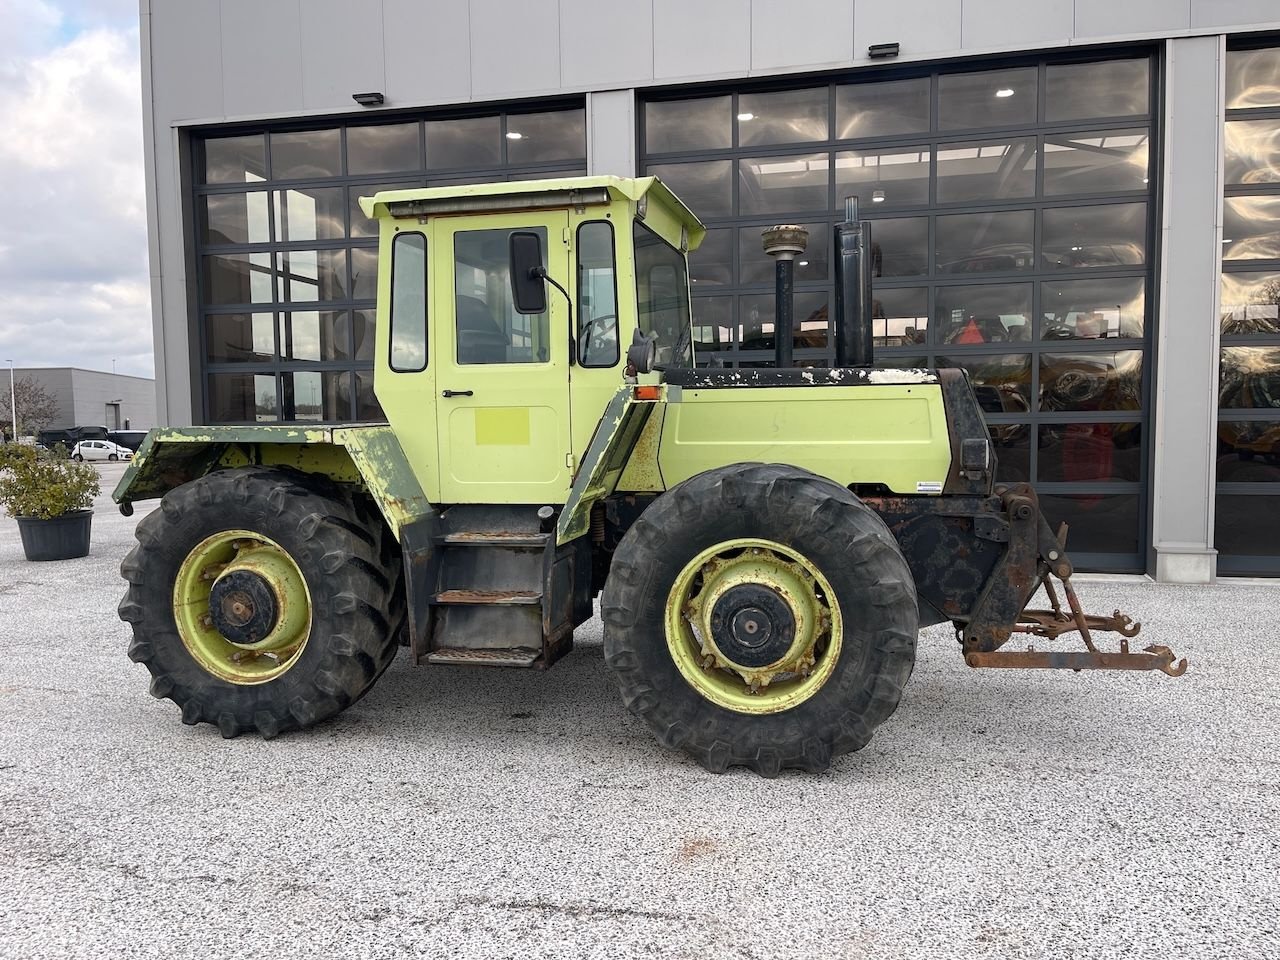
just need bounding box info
[533,266,576,366]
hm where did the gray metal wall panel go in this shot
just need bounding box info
[750,0,854,71]
[587,90,637,177]
[652,0,751,81]
[960,0,1074,50]
[383,0,471,105]
[13,368,75,430]
[561,0,654,88]
[853,0,963,60]
[469,0,561,99]
[220,0,305,117]
[68,371,159,430]
[150,0,223,122]
[1191,0,1280,29]
[1151,35,1223,583]
[1075,0,1192,38]
[300,0,384,111]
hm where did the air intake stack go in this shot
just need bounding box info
[761,224,809,369]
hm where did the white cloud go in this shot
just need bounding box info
[0,6,150,378]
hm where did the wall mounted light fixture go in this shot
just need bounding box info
[868,43,900,60]
[352,92,385,107]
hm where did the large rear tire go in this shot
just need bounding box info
[119,467,402,738]
[601,463,918,777]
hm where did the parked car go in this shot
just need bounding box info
[107,430,148,452]
[72,440,133,462]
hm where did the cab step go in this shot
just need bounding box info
[436,531,550,548]
[426,646,541,667]
[432,589,542,606]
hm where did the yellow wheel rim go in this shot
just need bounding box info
[172,529,313,685]
[665,538,842,715]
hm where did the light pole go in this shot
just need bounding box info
[6,360,16,442]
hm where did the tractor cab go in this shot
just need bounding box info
[359,176,704,506]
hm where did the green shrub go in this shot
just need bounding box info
[0,448,100,519]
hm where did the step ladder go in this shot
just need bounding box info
[411,505,578,669]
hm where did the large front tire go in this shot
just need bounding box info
[601,464,918,777]
[119,467,401,739]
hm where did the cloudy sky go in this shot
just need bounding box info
[0,0,150,378]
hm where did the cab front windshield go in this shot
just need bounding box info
[633,220,693,368]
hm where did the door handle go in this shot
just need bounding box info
[441,389,474,398]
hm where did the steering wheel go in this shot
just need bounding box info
[578,314,618,363]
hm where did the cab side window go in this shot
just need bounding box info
[454,228,549,364]
[577,221,619,367]
[389,232,427,372]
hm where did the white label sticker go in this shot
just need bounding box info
[916,481,944,494]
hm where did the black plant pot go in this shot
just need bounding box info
[16,510,93,561]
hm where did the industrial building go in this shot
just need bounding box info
[138,1,1280,579]
[9,367,156,434]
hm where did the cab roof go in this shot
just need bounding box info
[358,175,706,251]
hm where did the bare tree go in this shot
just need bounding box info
[0,376,60,439]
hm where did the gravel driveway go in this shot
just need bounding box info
[1,462,1275,959]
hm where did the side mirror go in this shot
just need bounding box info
[627,328,658,375]
[509,232,548,315]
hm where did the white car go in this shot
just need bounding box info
[72,439,133,462]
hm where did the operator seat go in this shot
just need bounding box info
[455,294,509,364]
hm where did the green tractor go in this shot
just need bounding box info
[115,176,1185,776]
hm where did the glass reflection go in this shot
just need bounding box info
[348,181,421,238]
[204,252,273,305]
[1222,195,1280,260]
[208,373,277,423]
[1039,350,1143,412]
[203,192,271,245]
[739,222,828,284]
[1043,130,1149,195]
[270,129,340,180]
[689,229,733,286]
[1226,47,1280,110]
[1217,421,1280,481]
[1041,277,1145,340]
[351,246,378,300]
[868,218,928,277]
[871,286,927,347]
[426,116,501,169]
[204,135,265,184]
[353,309,376,362]
[505,109,586,164]
[646,96,732,153]
[936,138,1036,203]
[1215,494,1280,561]
[282,370,348,422]
[1220,273,1280,335]
[1219,347,1280,410]
[282,250,347,302]
[990,424,1030,482]
[935,283,1032,344]
[355,370,384,421]
[280,311,347,362]
[935,210,1035,274]
[1041,203,1146,268]
[691,296,733,355]
[739,154,829,215]
[274,186,345,242]
[938,68,1036,130]
[1038,423,1142,482]
[1039,494,1140,558]
[1045,59,1149,121]
[738,88,828,146]
[738,293,828,351]
[1224,119,1280,185]
[935,354,1032,416]
[206,313,274,363]
[834,147,929,210]
[836,79,930,139]
[646,160,732,219]
[347,123,420,175]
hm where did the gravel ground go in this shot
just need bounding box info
[0,462,1276,959]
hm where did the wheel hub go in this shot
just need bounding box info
[208,570,278,644]
[710,585,794,667]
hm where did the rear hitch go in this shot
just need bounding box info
[960,493,1188,677]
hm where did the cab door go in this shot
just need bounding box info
[434,211,573,504]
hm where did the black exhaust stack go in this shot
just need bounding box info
[761,225,808,369]
[834,197,874,367]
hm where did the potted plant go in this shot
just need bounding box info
[0,444,100,561]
